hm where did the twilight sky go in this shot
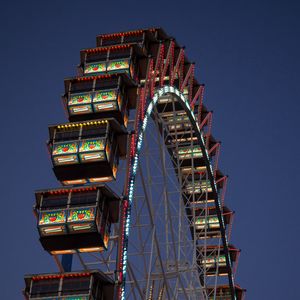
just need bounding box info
[0,0,299,299]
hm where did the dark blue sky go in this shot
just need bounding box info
[1,0,299,299]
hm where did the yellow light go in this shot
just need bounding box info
[50,249,76,255]
[89,176,113,183]
[78,247,104,253]
[181,166,207,174]
[193,199,215,204]
[62,179,87,185]
[112,165,118,178]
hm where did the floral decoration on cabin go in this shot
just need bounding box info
[68,208,95,222]
[52,142,78,155]
[68,93,92,105]
[84,62,106,74]
[79,139,105,152]
[39,211,66,225]
[93,90,117,102]
[107,60,129,71]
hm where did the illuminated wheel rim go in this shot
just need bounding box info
[117,86,235,299]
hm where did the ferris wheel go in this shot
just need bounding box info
[23,28,245,300]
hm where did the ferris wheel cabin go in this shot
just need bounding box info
[78,43,149,82]
[48,118,127,185]
[193,206,234,239]
[198,244,240,276]
[206,284,246,300]
[23,270,115,300]
[34,185,120,254]
[63,73,137,126]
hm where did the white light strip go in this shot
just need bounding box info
[73,106,89,112]
[57,157,76,163]
[82,153,102,160]
[121,86,232,299]
[43,227,63,233]
[96,103,114,109]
